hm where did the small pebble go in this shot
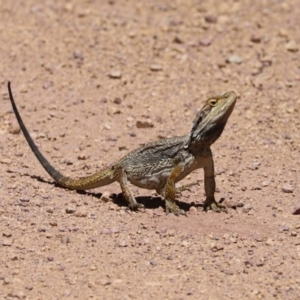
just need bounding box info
[100,191,112,203]
[136,120,154,128]
[204,15,218,23]
[109,70,122,79]
[198,38,212,46]
[285,40,298,52]
[65,207,76,214]
[114,97,122,104]
[8,123,21,134]
[242,203,252,213]
[150,64,162,71]
[282,184,293,193]
[118,240,127,247]
[250,35,261,43]
[150,259,157,266]
[2,239,12,246]
[226,54,243,64]
[75,207,87,217]
[265,238,273,246]
[252,162,261,170]
[280,225,289,232]
[292,201,300,215]
[61,236,70,244]
[100,228,111,234]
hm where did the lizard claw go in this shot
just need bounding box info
[165,200,186,216]
[203,197,227,213]
[128,203,145,211]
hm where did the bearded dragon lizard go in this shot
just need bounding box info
[7,82,236,215]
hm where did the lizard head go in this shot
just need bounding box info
[186,91,237,149]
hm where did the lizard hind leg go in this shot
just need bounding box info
[164,164,186,216]
[113,165,144,211]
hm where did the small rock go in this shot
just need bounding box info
[150,259,157,266]
[173,36,184,44]
[61,236,70,244]
[226,54,243,64]
[181,240,189,247]
[8,123,21,134]
[256,260,264,267]
[291,231,297,237]
[118,240,127,247]
[188,206,197,214]
[119,146,129,151]
[261,181,270,187]
[204,15,218,23]
[292,201,300,215]
[251,161,261,170]
[37,226,47,232]
[2,239,12,246]
[136,120,154,128]
[210,243,224,251]
[46,208,54,214]
[100,228,111,234]
[77,154,88,160]
[242,203,252,213]
[265,238,273,246]
[100,191,112,203]
[19,197,30,203]
[14,152,23,157]
[65,207,76,214]
[224,269,233,275]
[285,40,298,52]
[280,225,289,232]
[255,237,264,242]
[104,123,112,130]
[107,106,121,115]
[3,277,10,284]
[0,158,12,165]
[109,70,122,79]
[75,207,87,217]
[73,50,83,60]
[225,200,239,209]
[198,38,212,46]
[250,35,261,43]
[114,97,122,104]
[110,227,120,234]
[282,184,293,193]
[150,64,162,71]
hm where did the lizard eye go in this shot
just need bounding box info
[209,99,217,107]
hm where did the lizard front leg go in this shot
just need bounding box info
[164,163,186,216]
[113,165,144,210]
[203,155,227,212]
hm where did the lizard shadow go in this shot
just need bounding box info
[19,173,202,212]
[79,191,203,212]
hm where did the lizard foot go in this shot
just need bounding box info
[165,200,186,216]
[128,203,145,211]
[203,198,227,213]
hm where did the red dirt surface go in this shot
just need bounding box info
[1,1,300,299]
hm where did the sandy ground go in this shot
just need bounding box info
[1,0,300,299]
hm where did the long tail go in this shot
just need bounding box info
[7,82,114,190]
